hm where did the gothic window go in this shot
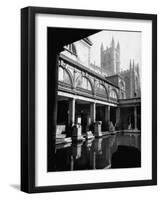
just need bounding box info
[135,77,139,91]
[65,44,77,56]
[120,92,124,99]
[58,67,72,85]
[120,81,124,90]
[110,90,117,99]
[77,76,92,91]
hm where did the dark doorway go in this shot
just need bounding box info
[75,102,90,133]
[110,107,116,126]
[57,100,69,126]
[96,105,107,131]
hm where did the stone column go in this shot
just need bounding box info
[134,106,138,130]
[68,98,75,126]
[105,105,110,123]
[90,102,96,123]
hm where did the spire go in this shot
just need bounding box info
[129,59,132,70]
[111,36,115,48]
[133,59,135,69]
[100,42,104,68]
[130,59,133,98]
[116,41,120,73]
[136,63,140,74]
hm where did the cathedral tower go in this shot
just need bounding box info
[110,37,116,74]
[116,41,120,73]
[100,42,104,68]
[100,37,120,76]
[120,59,141,98]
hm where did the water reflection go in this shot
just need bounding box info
[48,133,141,172]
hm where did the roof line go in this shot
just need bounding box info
[59,54,119,88]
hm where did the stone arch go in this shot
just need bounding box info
[59,65,74,88]
[95,82,109,99]
[109,88,119,100]
[75,74,94,94]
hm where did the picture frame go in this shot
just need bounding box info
[21,6,157,193]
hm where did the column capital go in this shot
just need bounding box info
[90,102,96,123]
[68,98,76,126]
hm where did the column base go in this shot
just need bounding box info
[94,122,102,137]
[72,125,85,141]
[86,131,95,140]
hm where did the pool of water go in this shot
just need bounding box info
[48,133,141,172]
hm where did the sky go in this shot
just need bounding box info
[89,30,141,71]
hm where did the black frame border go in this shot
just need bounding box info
[21,6,157,193]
